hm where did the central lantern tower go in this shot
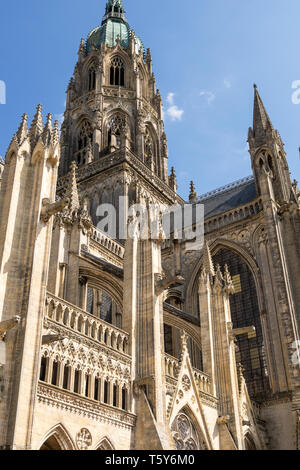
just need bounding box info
[59,0,179,229]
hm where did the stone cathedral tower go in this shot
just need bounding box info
[0,0,300,451]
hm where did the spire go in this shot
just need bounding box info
[249,85,274,147]
[16,113,28,145]
[202,241,215,277]
[30,104,43,148]
[169,167,177,193]
[52,120,59,146]
[42,113,52,146]
[189,181,197,204]
[65,162,80,212]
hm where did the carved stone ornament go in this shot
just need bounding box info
[76,428,92,450]
[182,375,191,392]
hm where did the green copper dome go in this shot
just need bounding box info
[86,0,144,55]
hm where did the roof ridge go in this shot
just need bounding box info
[197,175,254,203]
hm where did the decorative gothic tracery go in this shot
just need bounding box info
[107,113,128,149]
[171,412,205,450]
[75,120,93,165]
[88,65,96,91]
[110,57,125,87]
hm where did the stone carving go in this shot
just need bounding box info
[76,428,92,450]
[182,375,191,392]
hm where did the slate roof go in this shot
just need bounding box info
[197,176,258,219]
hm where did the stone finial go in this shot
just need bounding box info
[78,38,85,56]
[180,330,188,353]
[224,264,235,294]
[169,167,177,193]
[30,104,43,148]
[65,161,80,212]
[202,241,215,277]
[52,120,60,145]
[214,264,224,288]
[16,113,28,145]
[189,181,197,203]
[42,113,52,146]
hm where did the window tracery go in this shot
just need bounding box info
[107,114,128,149]
[171,413,204,450]
[76,120,93,166]
[88,65,96,91]
[110,57,125,87]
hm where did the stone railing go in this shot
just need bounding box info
[193,368,212,395]
[102,86,135,100]
[90,227,125,259]
[164,354,212,395]
[57,148,180,204]
[45,293,129,356]
[165,354,180,379]
[71,90,96,108]
[204,197,263,234]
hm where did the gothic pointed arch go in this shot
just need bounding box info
[39,423,76,450]
[95,436,115,450]
[171,407,208,450]
[186,238,263,316]
[87,62,97,91]
[212,243,270,398]
[75,118,93,166]
[103,110,132,153]
[109,55,125,87]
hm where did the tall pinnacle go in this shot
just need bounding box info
[202,241,215,277]
[16,113,28,145]
[253,85,274,133]
[30,104,43,148]
[249,85,274,147]
[65,162,80,212]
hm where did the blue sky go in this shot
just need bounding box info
[1,0,300,199]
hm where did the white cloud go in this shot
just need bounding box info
[167,105,184,121]
[199,91,216,105]
[165,92,184,121]
[54,113,64,128]
[167,92,175,105]
[224,79,231,89]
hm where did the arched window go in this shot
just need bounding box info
[51,360,59,386]
[74,369,80,394]
[171,412,206,450]
[63,364,71,390]
[40,356,47,382]
[88,65,96,91]
[110,57,125,87]
[213,248,270,398]
[107,114,128,150]
[86,287,122,327]
[122,386,128,411]
[76,120,93,166]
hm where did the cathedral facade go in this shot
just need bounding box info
[0,0,300,451]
